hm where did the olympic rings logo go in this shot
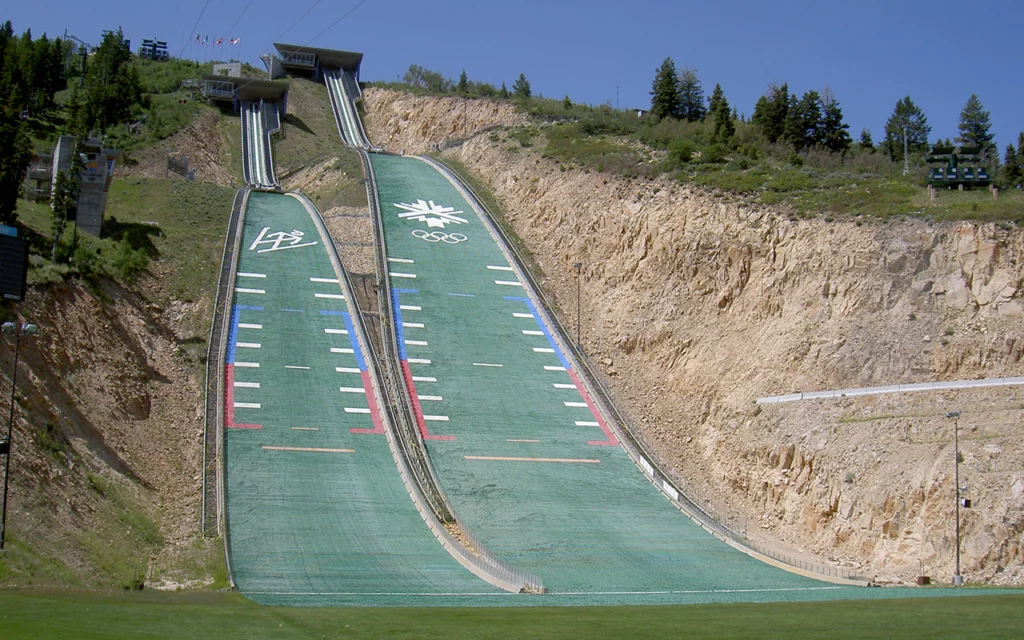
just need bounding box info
[412,230,468,244]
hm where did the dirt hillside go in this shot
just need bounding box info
[362,87,1024,585]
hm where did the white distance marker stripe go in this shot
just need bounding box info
[285,366,311,370]
[400,305,421,311]
[237,272,266,278]
[336,367,360,373]
[553,383,576,389]
[330,348,354,354]
[233,381,260,388]
[339,387,366,393]
[412,376,437,382]
[238,323,263,330]
[402,322,425,328]
[533,348,555,353]
[314,293,345,300]
[390,272,417,279]
[234,402,261,409]
[487,265,514,271]
[408,358,431,364]
[522,330,544,336]
[325,329,349,335]
[417,395,443,401]
[344,407,371,414]
[575,421,600,427]
[235,287,265,294]
[405,340,428,346]
[495,280,523,287]
[564,402,589,407]
[236,342,261,349]
[545,366,567,371]
[387,257,414,264]
[473,363,503,367]
[423,415,449,421]
[309,277,339,283]
[513,313,534,318]
[235,362,260,368]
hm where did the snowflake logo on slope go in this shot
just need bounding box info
[394,199,468,229]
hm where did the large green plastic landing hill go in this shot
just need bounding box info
[368,154,1001,606]
[223,191,501,606]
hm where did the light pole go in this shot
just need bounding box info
[1,321,38,551]
[573,261,583,350]
[945,410,963,586]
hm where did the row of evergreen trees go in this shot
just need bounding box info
[649,56,1014,173]
[0,23,144,226]
[0,22,68,225]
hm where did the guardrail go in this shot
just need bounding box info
[296,182,543,593]
[423,155,870,586]
[202,187,250,591]
[758,376,1024,405]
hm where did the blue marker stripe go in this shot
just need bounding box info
[227,305,264,364]
[319,310,346,316]
[342,312,367,371]
[394,288,419,294]
[392,289,408,360]
[505,297,571,370]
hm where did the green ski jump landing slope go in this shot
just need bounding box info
[369,153,998,607]
[223,191,501,606]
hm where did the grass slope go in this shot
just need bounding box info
[1,591,1022,639]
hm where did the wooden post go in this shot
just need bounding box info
[993,187,999,200]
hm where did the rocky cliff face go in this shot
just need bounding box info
[363,88,1024,585]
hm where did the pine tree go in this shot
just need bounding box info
[563,95,572,110]
[784,90,822,151]
[751,83,789,144]
[818,87,851,153]
[884,96,931,162]
[676,67,705,122]
[956,94,994,154]
[859,128,874,152]
[708,83,724,117]
[0,116,31,225]
[709,85,733,143]
[457,69,468,93]
[82,27,143,133]
[649,57,680,120]
[1003,143,1020,187]
[512,73,531,99]
[499,82,509,99]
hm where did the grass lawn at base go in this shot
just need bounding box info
[1,590,1021,639]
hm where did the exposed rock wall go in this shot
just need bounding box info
[361,88,1024,585]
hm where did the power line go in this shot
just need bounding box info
[224,0,256,40]
[305,0,369,47]
[180,0,212,57]
[278,0,327,41]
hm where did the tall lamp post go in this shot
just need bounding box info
[573,261,583,350]
[945,410,963,586]
[1,321,38,551]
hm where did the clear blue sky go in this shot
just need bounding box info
[7,0,1023,149]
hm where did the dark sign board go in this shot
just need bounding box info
[0,234,29,301]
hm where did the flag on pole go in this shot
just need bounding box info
[202,35,208,44]
[195,34,199,43]
[215,38,223,46]
[229,38,241,45]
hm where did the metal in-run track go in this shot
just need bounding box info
[422,155,869,586]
